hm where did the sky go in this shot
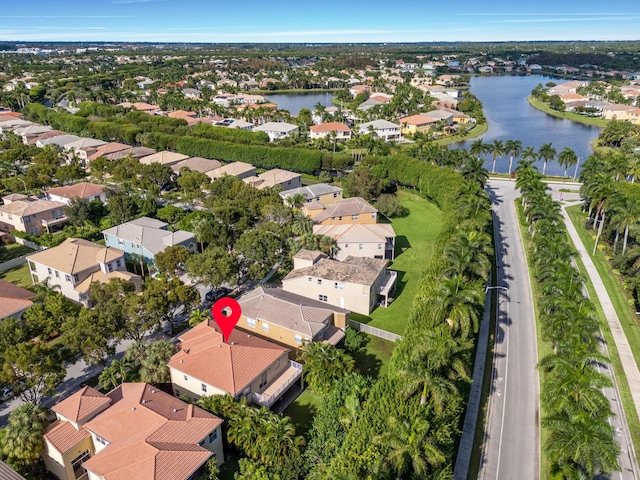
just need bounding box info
[0,0,639,43]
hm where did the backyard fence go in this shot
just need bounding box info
[348,320,402,342]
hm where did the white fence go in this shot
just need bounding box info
[348,320,402,342]
[0,255,28,273]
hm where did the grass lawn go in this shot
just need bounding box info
[361,189,442,335]
[283,389,323,435]
[433,122,488,146]
[0,243,34,263]
[350,334,395,378]
[527,96,609,127]
[0,263,33,288]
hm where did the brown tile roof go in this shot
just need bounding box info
[27,238,123,275]
[74,270,141,295]
[103,146,157,161]
[309,122,351,133]
[27,130,65,145]
[139,151,189,166]
[44,420,91,454]
[283,256,387,286]
[51,386,111,423]
[292,249,326,262]
[313,223,396,242]
[0,279,34,319]
[310,197,378,223]
[171,157,222,174]
[86,143,131,161]
[45,182,105,200]
[0,199,65,217]
[207,161,255,180]
[82,383,221,480]
[255,169,300,189]
[238,286,343,337]
[0,460,25,480]
[169,321,288,396]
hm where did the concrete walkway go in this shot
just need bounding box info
[561,203,640,422]
[561,203,640,477]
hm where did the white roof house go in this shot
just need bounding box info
[357,120,402,142]
[253,122,299,142]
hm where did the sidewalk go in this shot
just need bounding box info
[560,204,640,422]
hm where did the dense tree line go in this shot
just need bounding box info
[517,164,620,477]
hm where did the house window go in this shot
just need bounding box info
[73,274,79,282]
[333,193,338,198]
[378,244,383,249]
[345,244,349,248]
[183,375,188,381]
[55,270,60,278]
[338,216,343,221]
[372,213,376,218]
[246,318,256,328]
[208,430,218,443]
[352,215,359,220]
[65,274,71,283]
[317,279,322,285]
[294,334,302,344]
[95,435,108,446]
[117,239,124,246]
[308,277,313,282]
[117,259,122,268]
[318,295,327,302]
[201,383,207,393]
[198,439,205,447]
[107,264,113,273]
[47,267,52,275]
[71,450,90,480]
[260,372,268,389]
[262,322,269,332]
[335,282,343,290]
[359,244,364,250]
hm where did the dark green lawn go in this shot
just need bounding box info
[365,189,443,335]
[0,263,33,288]
[0,243,34,263]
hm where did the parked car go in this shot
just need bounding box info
[205,287,232,303]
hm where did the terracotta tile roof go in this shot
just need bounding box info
[309,197,377,223]
[398,114,438,126]
[81,383,221,480]
[283,256,387,286]
[309,122,351,133]
[293,249,326,262]
[51,386,111,423]
[45,182,105,200]
[103,146,157,161]
[0,279,34,319]
[139,151,189,166]
[169,321,288,396]
[27,238,124,275]
[44,420,91,454]
[86,143,131,161]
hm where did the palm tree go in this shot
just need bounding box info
[489,139,505,174]
[610,195,640,255]
[469,138,490,160]
[2,402,51,473]
[431,274,484,336]
[99,358,131,390]
[399,325,471,412]
[505,139,522,177]
[518,146,538,171]
[557,147,578,179]
[188,308,209,326]
[291,213,314,236]
[538,142,556,176]
[374,417,445,478]
[297,342,354,395]
[460,157,489,187]
[139,339,175,386]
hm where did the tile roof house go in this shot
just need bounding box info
[280,183,343,206]
[139,151,190,167]
[313,223,396,261]
[243,169,302,190]
[102,216,196,266]
[0,279,35,320]
[282,252,396,315]
[206,161,256,181]
[27,238,141,306]
[253,122,299,142]
[0,195,67,236]
[357,120,402,142]
[236,286,349,348]
[0,461,25,480]
[43,384,224,480]
[45,182,107,206]
[169,320,302,408]
[398,114,438,135]
[101,146,157,162]
[83,143,131,162]
[303,197,378,225]
[26,129,66,145]
[309,122,352,141]
[36,134,82,149]
[171,157,222,175]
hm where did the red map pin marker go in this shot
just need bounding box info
[211,297,241,343]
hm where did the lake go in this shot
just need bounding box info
[265,91,335,115]
[454,75,601,176]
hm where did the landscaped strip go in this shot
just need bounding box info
[527,96,610,127]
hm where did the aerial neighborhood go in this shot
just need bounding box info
[0,40,639,480]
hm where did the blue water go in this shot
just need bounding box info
[265,91,335,115]
[454,75,601,176]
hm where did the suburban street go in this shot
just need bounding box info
[479,178,539,480]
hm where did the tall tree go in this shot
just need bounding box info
[1,402,51,475]
[558,147,578,179]
[489,139,505,174]
[538,142,557,176]
[505,139,522,177]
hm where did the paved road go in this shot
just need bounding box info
[480,178,539,480]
